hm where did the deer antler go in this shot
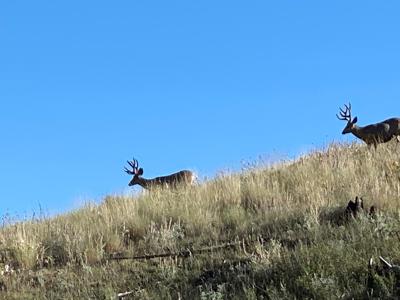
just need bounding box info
[125,158,139,175]
[336,103,352,121]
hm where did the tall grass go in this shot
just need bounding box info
[1,142,400,299]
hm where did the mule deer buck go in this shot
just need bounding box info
[124,158,195,189]
[337,103,400,148]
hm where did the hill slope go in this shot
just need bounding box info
[1,142,400,299]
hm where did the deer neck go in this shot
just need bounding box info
[351,125,365,140]
[137,177,160,189]
[136,177,152,189]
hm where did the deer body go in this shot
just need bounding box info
[348,118,400,144]
[129,170,195,189]
[125,158,195,189]
[337,103,400,148]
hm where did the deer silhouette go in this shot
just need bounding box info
[124,158,195,189]
[337,103,400,148]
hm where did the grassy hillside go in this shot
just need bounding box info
[1,142,400,299]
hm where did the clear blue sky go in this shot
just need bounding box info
[1,1,400,216]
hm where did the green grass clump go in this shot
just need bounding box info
[0,142,400,299]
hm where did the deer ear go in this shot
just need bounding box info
[137,168,144,175]
[352,117,358,124]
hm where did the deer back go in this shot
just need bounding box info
[153,170,194,186]
[382,118,400,136]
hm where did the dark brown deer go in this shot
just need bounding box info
[337,103,400,148]
[124,158,195,189]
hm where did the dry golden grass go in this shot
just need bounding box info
[0,142,400,298]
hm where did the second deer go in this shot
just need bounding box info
[337,103,400,148]
[124,158,195,189]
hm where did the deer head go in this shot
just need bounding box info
[336,103,358,134]
[124,158,144,186]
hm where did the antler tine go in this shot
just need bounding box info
[127,160,135,169]
[345,102,352,120]
[130,158,139,170]
[337,107,347,120]
[124,167,134,175]
[134,158,139,169]
[343,104,350,114]
[336,113,349,121]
